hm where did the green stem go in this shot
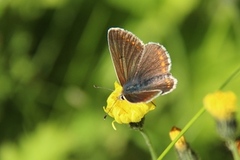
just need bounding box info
[227,139,240,160]
[140,129,157,160]
[157,107,206,160]
[219,66,240,90]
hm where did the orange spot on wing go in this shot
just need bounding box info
[159,55,164,60]
[161,62,166,67]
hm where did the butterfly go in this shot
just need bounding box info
[107,27,177,103]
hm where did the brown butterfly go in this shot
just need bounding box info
[108,28,177,103]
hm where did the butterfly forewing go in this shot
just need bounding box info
[108,28,145,86]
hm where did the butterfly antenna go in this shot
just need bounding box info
[93,85,113,91]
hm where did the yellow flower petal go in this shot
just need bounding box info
[203,91,237,120]
[103,82,155,124]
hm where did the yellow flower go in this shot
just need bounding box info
[103,82,155,129]
[204,91,238,140]
[169,127,187,151]
[203,91,237,120]
[169,126,198,159]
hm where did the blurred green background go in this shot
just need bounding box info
[0,0,240,159]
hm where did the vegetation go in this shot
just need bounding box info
[0,0,240,159]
